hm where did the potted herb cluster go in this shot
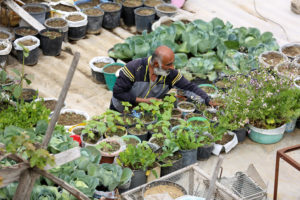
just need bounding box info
[96,137,126,164]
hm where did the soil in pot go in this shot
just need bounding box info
[83,8,103,16]
[171,109,181,116]
[73,127,84,135]
[185,113,202,120]
[123,0,142,7]
[83,132,102,144]
[278,64,300,76]
[106,127,126,137]
[141,114,155,124]
[144,185,185,199]
[20,89,36,100]
[0,32,9,40]
[24,6,44,13]
[42,99,57,111]
[41,30,62,38]
[262,52,285,66]
[18,39,37,47]
[282,46,300,57]
[0,44,6,50]
[57,112,86,126]
[117,115,137,126]
[77,0,100,9]
[103,65,122,73]
[66,14,85,21]
[15,28,38,37]
[144,0,162,7]
[123,137,139,146]
[100,141,120,153]
[128,126,147,135]
[94,62,109,69]
[195,103,207,112]
[52,4,77,12]
[216,133,234,145]
[150,137,164,146]
[189,120,207,127]
[170,118,182,127]
[178,103,194,110]
[157,5,177,12]
[100,3,120,12]
[161,20,173,26]
[200,86,216,94]
[46,19,67,27]
[136,8,155,16]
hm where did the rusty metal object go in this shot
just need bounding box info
[273,144,300,200]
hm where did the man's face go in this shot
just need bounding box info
[154,53,175,76]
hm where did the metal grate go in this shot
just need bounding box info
[219,172,266,200]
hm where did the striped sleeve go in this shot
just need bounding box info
[121,66,135,82]
[172,71,183,86]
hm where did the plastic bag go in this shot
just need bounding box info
[89,56,114,73]
[64,12,88,27]
[0,40,12,55]
[13,35,40,51]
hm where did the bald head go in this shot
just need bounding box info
[151,46,175,71]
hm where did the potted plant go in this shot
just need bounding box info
[155,3,178,18]
[89,56,114,84]
[258,51,288,69]
[99,2,122,29]
[177,101,196,117]
[39,29,63,56]
[20,3,46,26]
[0,40,12,68]
[35,97,66,114]
[122,0,143,26]
[184,113,203,121]
[133,101,160,125]
[81,115,106,147]
[171,108,182,118]
[64,12,88,40]
[198,84,218,98]
[170,117,185,128]
[44,17,69,42]
[117,143,156,189]
[214,77,233,92]
[83,7,104,34]
[280,43,300,60]
[104,109,128,137]
[127,119,148,141]
[96,137,126,164]
[102,62,125,91]
[13,35,40,66]
[203,108,220,123]
[121,135,141,146]
[57,109,90,129]
[148,133,165,148]
[134,7,156,33]
[275,61,300,80]
[0,30,13,41]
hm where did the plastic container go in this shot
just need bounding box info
[127,127,148,141]
[100,2,122,29]
[14,35,40,66]
[49,1,81,18]
[285,118,297,133]
[258,51,288,69]
[83,7,104,34]
[161,153,183,176]
[197,143,214,160]
[121,135,141,146]
[39,29,63,56]
[129,169,147,190]
[19,88,38,102]
[179,149,197,168]
[64,12,88,40]
[98,137,126,164]
[280,43,300,60]
[122,1,143,26]
[249,124,286,144]
[0,40,12,68]
[58,108,90,130]
[275,61,300,80]
[89,56,114,83]
[187,117,209,130]
[20,3,46,26]
[14,27,39,40]
[294,76,300,89]
[143,0,163,8]
[155,3,178,18]
[134,7,156,33]
[102,62,125,91]
[177,101,196,117]
[0,30,13,42]
[233,127,247,143]
[41,3,51,19]
[212,131,238,155]
[198,84,218,98]
[44,17,69,42]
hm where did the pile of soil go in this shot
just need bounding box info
[262,52,284,66]
[15,28,38,36]
[42,99,57,111]
[52,4,77,12]
[282,45,300,57]
[46,19,67,27]
[123,0,143,7]
[0,32,9,39]
[278,64,300,76]
[158,5,176,12]
[103,65,122,73]
[144,185,184,199]
[73,127,84,135]
[136,8,155,16]
[128,126,147,135]
[66,15,84,22]
[24,6,44,13]
[41,31,62,38]
[216,133,234,145]
[18,39,37,47]
[58,112,86,126]
[123,137,139,146]
[144,0,162,7]
[106,127,126,137]
[93,62,109,69]
[200,86,215,94]
[83,8,103,16]
[0,44,6,51]
[100,3,121,12]
[100,141,120,153]
[178,102,194,110]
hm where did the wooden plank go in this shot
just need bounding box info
[3,0,45,31]
[0,163,29,188]
[206,156,224,200]
[44,147,81,170]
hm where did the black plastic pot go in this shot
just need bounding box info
[296,117,300,129]
[41,3,51,19]
[21,3,46,26]
[122,1,143,26]
[197,143,214,160]
[134,7,155,33]
[14,27,39,40]
[233,127,247,143]
[127,127,148,141]
[161,156,183,176]
[68,25,87,41]
[91,69,105,83]
[44,18,69,42]
[129,169,146,189]
[179,149,197,168]
[20,88,38,103]
[100,2,122,29]
[0,55,9,67]
[83,8,104,34]
[39,29,63,56]
[16,47,39,66]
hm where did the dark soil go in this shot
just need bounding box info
[123,0,143,7]
[216,133,234,145]
[0,44,6,51]
[21,89,36,99]
[83,132,101,144]
[170,118,182,127]
[66,15,84,22]
[73,127,84,135]
[100,3,121,12]
[106,127,126,137]
[158,5,176,12]
[15,28,38,36]
[215,80,231,89]
[24,6,44,13]
[46,19,67,27]
[128,126,147,135]
[18,39,37,47]
[83,8,104,16]
[0,32,9,39]
[103,65,122,73]
[41,31,62,38]
[93,62,109,69]
[42,100,57,111]
[200,86,215,94]
[178,102,194,110]
[141,114,155,123]
[161,20,173,26]
[100,141,120,153]
[52,4,77,12]
[136,8,155,16]
[58,112,87,126]
[123,137,139,146]
[282,46,300,57]
[278,64,300,76]
[144,0,162,7]
[262,52,284,66]
[185,113,202,120]
[171,109,181,116]
[150,137,164,146]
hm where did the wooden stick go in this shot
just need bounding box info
[33,168,90,200]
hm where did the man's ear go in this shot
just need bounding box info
[153,60,159,68]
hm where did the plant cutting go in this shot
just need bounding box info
[275,61,300,80]
[14,35,40,66]
[100,2,122,29]
[258,51,288,69]
[96,137,126,164]
[39,29,63,56]
[122,0,143,26]
[44,17,69,42]
[155,3,178,17]
[133,100,160,124]
[14,26,39,40]
[134,7,156,33]
[83,8,104,34]
[0,40,12,68]
[64,12,88,40]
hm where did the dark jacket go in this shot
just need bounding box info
[112,57,210,112]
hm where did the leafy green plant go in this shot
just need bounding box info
[82,115,106,140]
[158,139,179,167]
[147,120,170,135]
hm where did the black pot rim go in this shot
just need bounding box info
[39,29,63,38]
[134,7,155,16]
[99,2,122,13]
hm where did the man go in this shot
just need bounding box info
[110,45,218,112]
